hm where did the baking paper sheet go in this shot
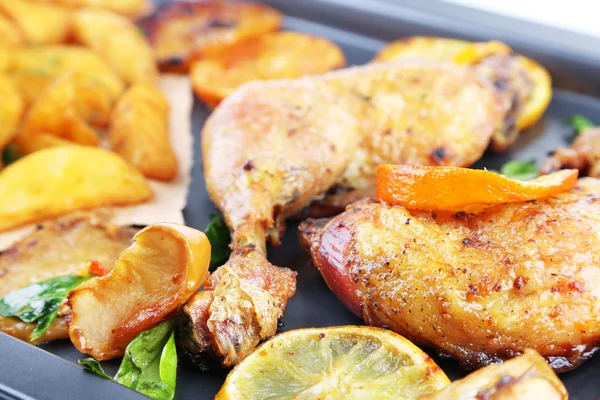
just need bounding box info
[0,74,194,251]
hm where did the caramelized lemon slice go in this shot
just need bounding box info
[216,326,450,400]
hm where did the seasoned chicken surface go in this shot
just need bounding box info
[299,178,600,371]
[0,211,137,344]
[195,60,523,367]
[542,127,600,177]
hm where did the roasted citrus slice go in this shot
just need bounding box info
[61,223,211,360]
[216,326,450,400]
[422,350,568,400]
[373,36,472,62]
[454,41,552,131]
[376,165,578,212]
[191,31,346,107]
[139,0,282,72]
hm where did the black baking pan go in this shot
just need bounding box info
[2,0,600,399]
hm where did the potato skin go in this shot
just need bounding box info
[41,0,151,18]
[191,31,346,107]
[72,8,158,84]
[139,0,282,73]
[0,14,23,46]
[109,83,177,181]
[0,74,23,150]
[2,45,124,125]
[0,146,152,232]
[0,0,71,44]
[14,73,99,155]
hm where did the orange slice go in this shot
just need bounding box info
[191,31,346,107]
[376,165,578,212]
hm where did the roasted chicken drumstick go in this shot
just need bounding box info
[184,58,534,367]
[300,178,600,372]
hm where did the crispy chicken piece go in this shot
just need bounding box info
[0,211,137,344]
[300,178,600,372]
[189,60,508,367]
[542,127,600,177]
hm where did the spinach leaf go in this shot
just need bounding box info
[78,358,113,380]
[1,144,21,166]
[499,160,539,181]
[81,321,178,400]
[568,114,594,138]
[0,274,93,340]
[204,214,231,271]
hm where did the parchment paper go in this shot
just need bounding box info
[0,74,194,251]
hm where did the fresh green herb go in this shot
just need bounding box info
[567,114,594,138]
[204,214,231,271]
[2,144,21,166]
[80,321,178,400]
[499,160,539,181]
[78,358,113,380]
[0,274,93,341]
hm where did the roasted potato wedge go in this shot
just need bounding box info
[0,75,23,150]
[191,31,346,107]
[0,0,70,44]
[0,211,138,344]
[61,223,211,360]
[15,73,99,155]
[39,0,151,18]
[422,350,568,400]
[375,37,552,137]
[109,83,177,181]
[0,14,23,46]
[3,45,124,124]
[72,8,158,84]
[139,0,282,72]
[0,146,152,232]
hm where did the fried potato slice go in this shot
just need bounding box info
[61,223,211,360]
[72,8,158,84]
[14,73,99,155]
[110,83,177,181]
[0,146,152,232]
[0,14,23,46]
[422,350,568,400]
[0,211,138,344]
[39,0,151,18]
[139,1,282,72]
[0,75,23,150]
[0,0,70,44]
[3,45,125,125]
[376,165,578,212]
[191,31,346,107]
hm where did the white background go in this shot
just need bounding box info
[443,0,600,38]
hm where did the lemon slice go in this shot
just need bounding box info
[216,326,450,400]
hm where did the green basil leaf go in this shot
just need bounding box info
[0,274,93,340]
[114,320,177,400]
[499,160,539,181]
[79,358,114,380]
[568,114,594,138]
[1,144,21,166]
[204,214,231,271]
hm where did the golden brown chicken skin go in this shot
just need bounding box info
[306,60,508,216]
[0,211,137,344]
[300,178,600,372]
[542,127,600,178]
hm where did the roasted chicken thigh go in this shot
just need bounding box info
[300,178,600,371]
[190,58,536,367]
